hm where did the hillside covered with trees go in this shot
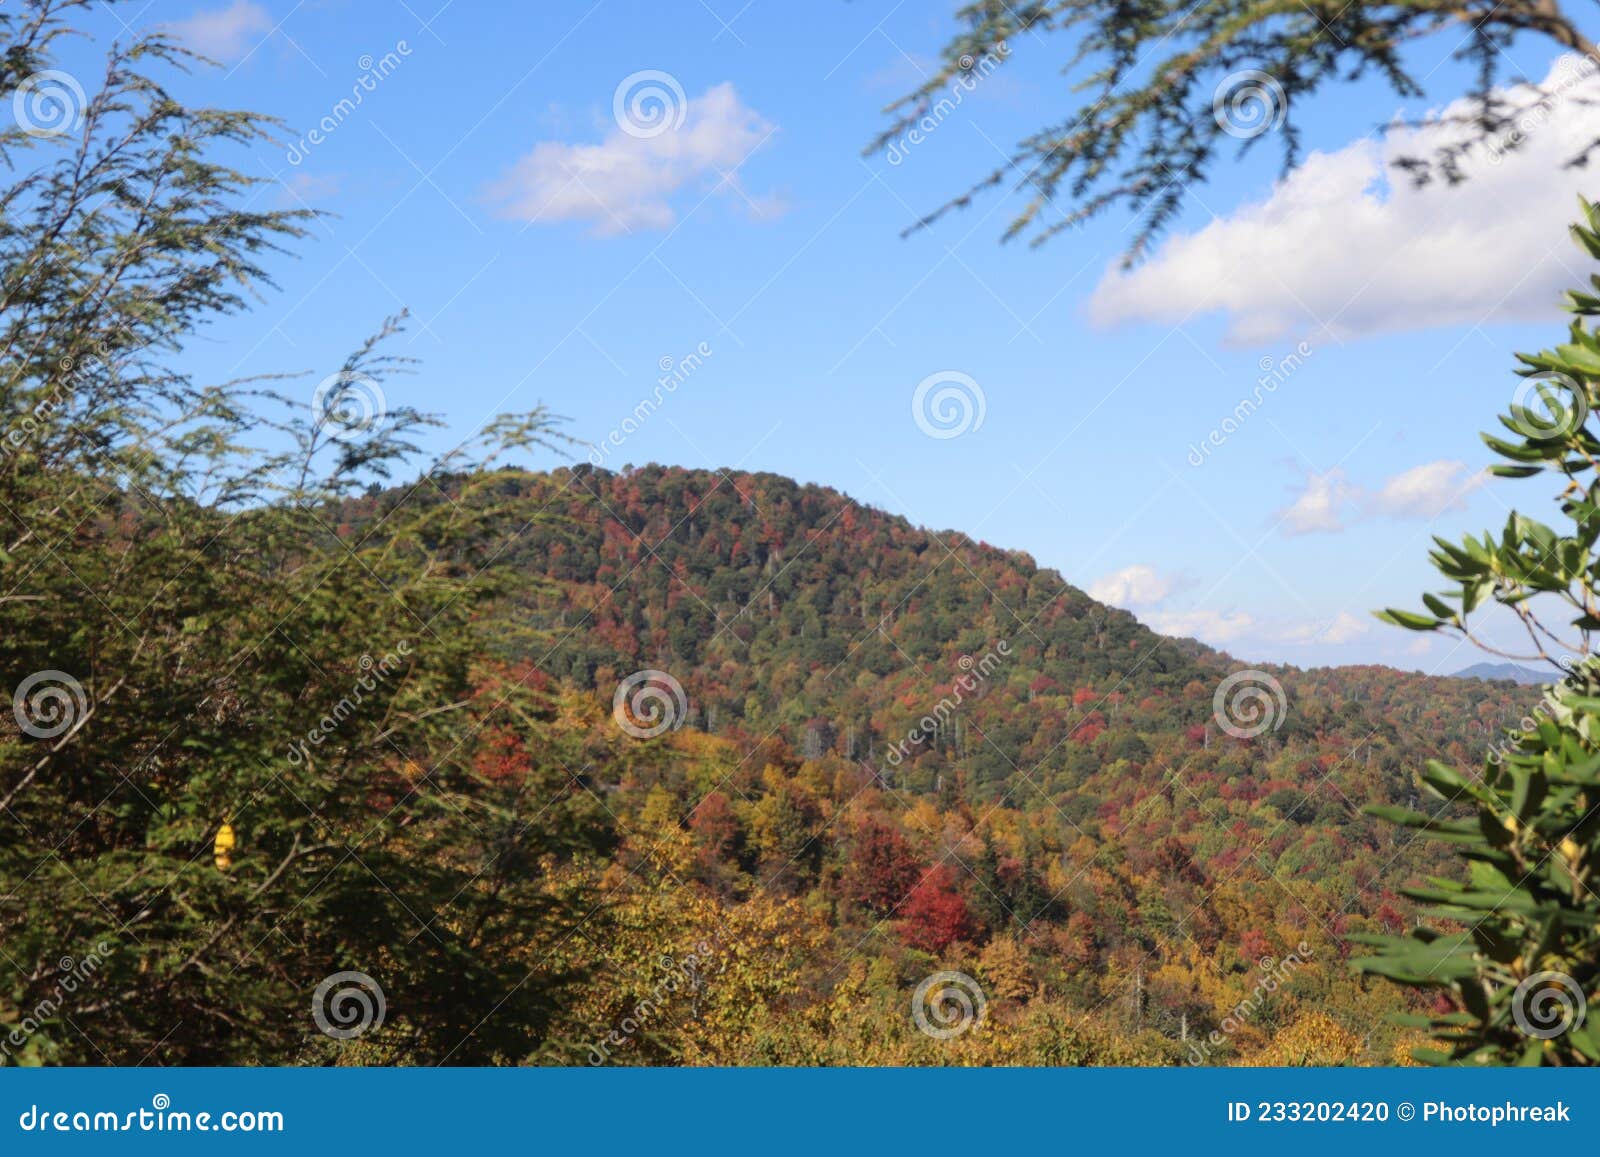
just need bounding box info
[303,463,1533,1065]
[3,0,1585,1071]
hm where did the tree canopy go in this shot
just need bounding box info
[878,0,1600,258]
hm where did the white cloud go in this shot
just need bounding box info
[489,83,779,235]
[1087,564,1173,608]
[1277,468,1359,535]
[1278,611,1372,645]
[1370,459,1485,518]
[1322,612,1371,644]
[1276,460,1483,534]
[1087,565,1252,644]
[1091,56,1600,343]
[1089,566,1257,648]
[166,1,272,61]
[1143,608,1254,645]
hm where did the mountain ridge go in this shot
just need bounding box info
[326,461,1539,1061]
[1450,661,1551,686]
[345,462,1528,791]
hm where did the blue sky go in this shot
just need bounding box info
[68,0,1600,674]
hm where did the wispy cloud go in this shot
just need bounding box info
[1370,459,1486,519]
[165,1,273,62]
[1276,611,1372,646]
[1276,460,1485,535]
[1143,608,1255,645]
[1276,468,1359,535]
[488,82,781,236]
[1091,56,1600,344]
[1087,565,1256,647]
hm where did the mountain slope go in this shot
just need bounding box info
[400,463,1521,795]
[1452,661,1551,686]
[336,463,1533,1063]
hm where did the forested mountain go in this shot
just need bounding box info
[1451,662,1551,686]
[363,463,1522,795]
[316,463,1531,1064]
[2,2,1585,1075]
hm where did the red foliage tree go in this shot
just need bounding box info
[689,790,742,865]
[899,864,978,952]
[473,727,532,785]
[841,817,923,916]
[1240,928,1272,963]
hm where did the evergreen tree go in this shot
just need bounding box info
[1360,203,1600,1066]
[0,0,608,1065]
